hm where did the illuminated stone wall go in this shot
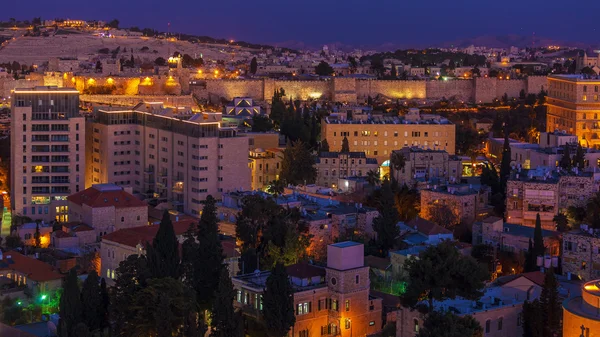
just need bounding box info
[496,79,527,99]
[527,76,548,94]
[273,80,331,101]
[474,77,498,103]
[356,80,427,99]
[426,80,474,101]
[0,77,44,98]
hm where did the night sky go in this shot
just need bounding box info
[4,0,600,49]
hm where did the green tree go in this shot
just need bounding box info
[34,222,41,248]
[111,255,151,335]
[525,238,536,273]
[401,241,488,310]
[341,136,350,152]
[366,169,380,187]
[262,263,295,337]
[146,210,180,279]
[499,130,512,199]
[471,244,496,275]
[80,270,102,332]
[280,140,316,185]
[266,180,285,197]
[390,64,397,78]
[533,213,545,260]
[522,299,544,337]
[72,323,91,337]
[418,311,483,337]
[99,278,109,332]
[394,184,420,222]
[128,278,196,337]
[540,269,561,337]
[192,196,225,313]
[320,139,330,153]
[573,143,585,170]
[251,114,274,132]
[372,179,400,255]
[250,57,258,74]
[210,268,244,337]
[552,212,569,232]
[154,57,166,66]
[58,269,82,337]
[315,61,334,76]
[586,191,600,229]
[391,151,407,174]
[107,19,119,29]
[559,145,572,170]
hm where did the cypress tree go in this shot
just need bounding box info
[58,268,83,337]
[559,145,572,170]
[522,300,544,337]
[80,270,102,332]
[372,179,400,256]
[573,143,585,170]
[34,222,41,247]
[320,139,330,153]
[250,57,258,74]
[146,210,180,279]
[540,268,561,337]
[263,263,295,337]
[341,136,350,152]
[525,238,536,272]
[210,268,243,337]
[193,195,224,312]
[533,213,545,261]
[499,128,512,197]
[99,278,109,332]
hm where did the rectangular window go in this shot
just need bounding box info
[345,299,350,311]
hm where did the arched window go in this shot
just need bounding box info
[498,317,503,331]
[413,319,419,332]
[485,319,491,333]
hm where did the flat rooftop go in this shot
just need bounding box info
[330,241,361,248]
[13,86,79,93]
[549,74,600,82]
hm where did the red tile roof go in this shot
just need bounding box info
[102,219,196,247]
[407,217,452,236]
[0,251,63,283]
[67,185,147,209]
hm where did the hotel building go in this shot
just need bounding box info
[321,109,455,164]
[11,87,85,222]
[86,103,250,216]
[546,74,600,147]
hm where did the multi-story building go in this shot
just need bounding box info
[249,148,283,191]
[101,218,239,285]
[67,184,148,239]
[546,74,600,147]
[87,103,250,216]
[472,216,560,256]
[562,227,600,281]
[232,242,382,337]
[563,279,600,336]
[11,87,85,222]
[420,184,490,225]
[392,271,545,337]
[506,167,600,229]
[322,108,455,163]
[390,147,462,188]
[315,152,378,188]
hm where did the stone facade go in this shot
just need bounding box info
[249,148,283,191]
[315,152,378,188]
[562,230,600,281]
[391,147,462,187]
[563,280,600,337]
[506,173,599,229]
[420,185,489,225]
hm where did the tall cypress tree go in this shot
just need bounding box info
[263,263,295,337]
[559,145,572,170]
[192,196,224,320]
[573,143,585,170]
[372,179,400,256]
[499,127,512,198]
[210,268,243,337]
[58,268,82,337]
[34,222,41,247]
[99,278,109,332]
[341,136,350,152]
[146,210,180,279]
[533,213,545,261]
[80,270,102,332]
[540,268,561,337]
[525,238,536,272]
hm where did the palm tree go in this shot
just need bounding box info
[366,170,380,187]
[552,213,569,232]
[390,152,407,182]
[266,180,285,198]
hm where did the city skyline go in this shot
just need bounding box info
[3,0,600,50]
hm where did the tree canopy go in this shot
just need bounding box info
[418,311,483,337]
[146,210,180,279]
[262,263,296,337]
[280,141,316,185]
[315,61,334,76]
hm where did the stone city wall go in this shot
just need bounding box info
[496,79,527,99]
[0,77,44,98]
[272,80,332,101]
[356,80,427,100]
[526,76,548,94]
[426,80,473,100]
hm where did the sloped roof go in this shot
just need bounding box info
[101,219,196,248]
[0,251,63,283]
[67,184,146,209]
[407,217,452,236]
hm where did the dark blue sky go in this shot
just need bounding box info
[4,0,600,49]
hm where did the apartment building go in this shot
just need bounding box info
[232,242,382,337]
[546,74,600,147]
[315,152,378,188]
[11,87,85,222]
[390,147,462,188]
[249,148,283,191]
[506,167,600,230]
[562,227,600,281]
[86,103,250,216]
[321,108,455,163]
[420,183,490,225]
